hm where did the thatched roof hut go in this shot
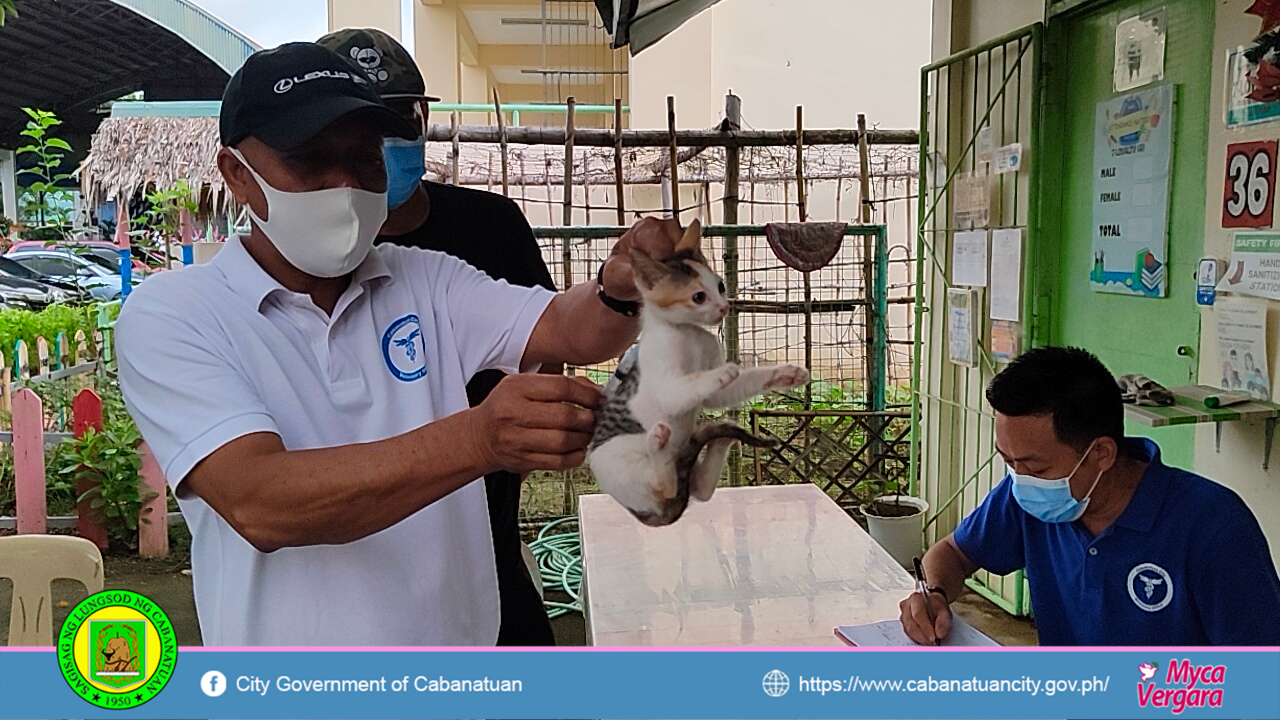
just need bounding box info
[78,116,229,208]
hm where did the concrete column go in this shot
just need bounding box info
[327,0,402,38]
[414,2,460,103]
[0,149,16,224]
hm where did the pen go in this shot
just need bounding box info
[913,556,941,646]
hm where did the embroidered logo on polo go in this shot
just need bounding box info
[1127,562,1173,612]
[382,314,427,382]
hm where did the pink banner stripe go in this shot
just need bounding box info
[3,646,1277,653]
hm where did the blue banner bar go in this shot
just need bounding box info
[1,649,1276,719]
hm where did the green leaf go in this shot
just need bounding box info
[44,138,71,152]
[20,107,41,121]
[15,144,38,154]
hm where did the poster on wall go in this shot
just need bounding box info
[1226,48,1280,128]
[952,230,988,287]
[1114,10,1167,92]
[1091,84,1173,298]
[1222,141,1278,228]
[990,228,1023,321]
[1215,297,1271,400]
[1216,230,1280,300]
[952,172,990,228]
[990,320,1020,365]
[947,288,979,368]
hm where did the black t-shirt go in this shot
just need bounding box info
[378,181,556,645]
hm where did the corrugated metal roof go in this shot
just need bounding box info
[111,0,260,74]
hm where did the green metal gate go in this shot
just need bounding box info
[911,25,1043,617]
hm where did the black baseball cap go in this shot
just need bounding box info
[317,28,441,102]
[220,42,419,151]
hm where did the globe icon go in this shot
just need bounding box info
[762,669,790,697]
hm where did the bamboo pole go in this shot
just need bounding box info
[667,96,679,218]
[563,97,576,229]
[614,98,626,224]
[450,112,460,185]
[425,125,918,148]
[857,113,875,409]
[798,106,812,409]
[722,93,744,487]
[494,88,509,196]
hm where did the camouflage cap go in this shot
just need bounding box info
[317,27,441,102]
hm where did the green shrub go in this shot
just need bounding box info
[0,304,99,367]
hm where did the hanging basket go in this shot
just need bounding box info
[764,222,848,273]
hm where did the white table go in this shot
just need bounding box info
[579,484,917,646]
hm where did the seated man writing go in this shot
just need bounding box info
[115,42,675,646]
[900,346,1280,646]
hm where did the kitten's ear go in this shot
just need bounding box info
[675,218,703,254]
[628,248,668,290]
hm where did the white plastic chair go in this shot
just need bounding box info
[0,535,104,646]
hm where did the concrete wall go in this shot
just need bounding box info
[629,0,932,130]
[327,0,401,40]
[1197,0,1280,568]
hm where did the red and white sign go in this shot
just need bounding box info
[1222,140,1277,228]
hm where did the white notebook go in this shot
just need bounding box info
[835,617,999,647]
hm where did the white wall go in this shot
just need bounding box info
[327,0,401,39]
[1197,0,1280,569]
[629,0,932,130]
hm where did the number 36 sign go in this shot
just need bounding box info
[1223,140,1277,228]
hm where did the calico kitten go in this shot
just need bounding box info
[587,219,810,526]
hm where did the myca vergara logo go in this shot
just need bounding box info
[58,590,177,710]
[1136,659,1225,715]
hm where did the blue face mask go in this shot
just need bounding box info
[383,137,426,210]
[1008,440,1103,523]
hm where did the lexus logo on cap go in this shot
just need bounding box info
[273,69,369,94]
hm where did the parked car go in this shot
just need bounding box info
[7,239,157,274]
[0,274,77,310]
[3,249,139,301]
[0,256,92,305]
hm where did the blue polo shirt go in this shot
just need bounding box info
[953,438,1280,646]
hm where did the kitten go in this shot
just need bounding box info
[587,219,810,526]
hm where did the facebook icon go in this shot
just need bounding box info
[201,670,227,697]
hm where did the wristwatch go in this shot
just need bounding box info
[596,260,640,317]
[925,585,949,602]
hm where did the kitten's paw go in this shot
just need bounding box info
[713,364,742,389]
[648,423,672,452]
[767,365,810,390]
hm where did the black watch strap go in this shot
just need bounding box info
[596,262,640,317]
[926,585,949,602]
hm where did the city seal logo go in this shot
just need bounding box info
[382,314,428,382]
[1127,562,1174,612]
[58,590,177,710]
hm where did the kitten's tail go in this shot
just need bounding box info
[676,422,778,471]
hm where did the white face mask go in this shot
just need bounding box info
[229,148,388,278]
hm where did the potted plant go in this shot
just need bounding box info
[860,478,929,569]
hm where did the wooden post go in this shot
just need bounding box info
[493,88,510,196]
[72,389,108,550]
[74,330,87,366]
[0,354,9,416]
[722,94,743,485]
[450,112,461,185]
[667,96,680,218]
[14,339,28,381]
[138,442,170,559]
[13,389,46,535]
[798,106,813,408]
[563,97,576,229]
[614,98,626,225]
[35,337,49,378]
[796,106,808,222]
[857,113,875,409]
[55,332,68,372]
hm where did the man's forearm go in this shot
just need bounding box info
[923,535,978,604]
[538,282,639,366]
[191,410,496,553]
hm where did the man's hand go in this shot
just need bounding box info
[899,590,953,646]
[465,374,605,474]
[599,216,684,302]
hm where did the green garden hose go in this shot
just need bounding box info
[528,517,583,619]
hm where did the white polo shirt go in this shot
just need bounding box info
[115,236,554,647]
